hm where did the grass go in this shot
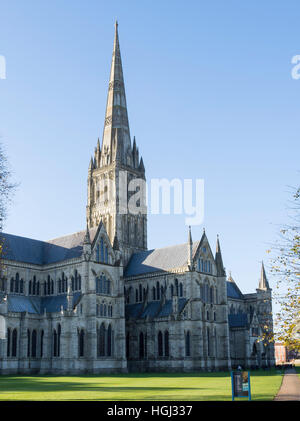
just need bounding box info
[0,369,283,401]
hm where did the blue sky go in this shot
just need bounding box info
[0,0,299,298]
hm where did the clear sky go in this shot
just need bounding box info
[0,0,299,298]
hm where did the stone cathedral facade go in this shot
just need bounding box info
[0,24,275,374]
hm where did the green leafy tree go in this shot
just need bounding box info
[269,186,300,351]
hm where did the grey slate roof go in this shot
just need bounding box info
[125,298,188,320]
[228,313,248,328]
[1,228,98,265]
[227,281,244,299]
[125,303,144,319]
[124,241,200,277]
[6,292,82,314]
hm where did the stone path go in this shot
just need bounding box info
[274,368,300,401]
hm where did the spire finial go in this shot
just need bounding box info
[215,234,226,277]
[188,225,192,244]
[216,234,221,252]
[228,271,234,282]
[83,224,91,244]
[187,225,193,269]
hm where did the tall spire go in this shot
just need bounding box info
[86,23,147,261]
[215,235,226,277]
[101,21,131,166]
[259,261,270,290]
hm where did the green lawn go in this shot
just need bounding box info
[0,369,283,401]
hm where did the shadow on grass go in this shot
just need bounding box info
[0,368,280,379]
[0,377,204,393]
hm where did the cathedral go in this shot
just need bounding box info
[0,23,275,374]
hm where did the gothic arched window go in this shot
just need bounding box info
[33,276,36,295]
[57,324,61,357]
[27,329,31,357]
[31,330,37,358]
[99,323,106,357]
[164,331,169,357]
[105,245,108,264]
[79,329,84,357]
[156,282,160,300]
[53,329,57,357]
[100,238,104,262]
[179,283,183,297]
[107,325,112,356]
[96,244,100,262]
[47,276,51,295]
[7,328,11,357]
[158,331,163,357]
[12,329,17,357]
[15,273,19,293]
[207,327,210,357]
[210,287,214,304]
[185,331,191,357]
[139,332,144,358]
[40,330,44,358]
[175,279,179,296]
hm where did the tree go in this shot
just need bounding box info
[269,186,300,351]
[0,141,16,257]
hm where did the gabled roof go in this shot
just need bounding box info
[124,241,200,277]
[192,230,215,263]
[1,228,98,265]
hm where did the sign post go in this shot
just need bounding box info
[231,371,251,401]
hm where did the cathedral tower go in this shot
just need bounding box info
[87,22,147,265]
